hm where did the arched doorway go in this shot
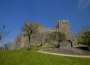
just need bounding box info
[67,40,73,47]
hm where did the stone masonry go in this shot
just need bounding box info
[14,20,76,49]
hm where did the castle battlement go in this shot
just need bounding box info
[59,19,69,22]
[38,20,72,35]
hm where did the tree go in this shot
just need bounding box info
[77,26,90,45]
[49,31,66,48]
[0,26,6,41]
[22,22,37,49]
[77,30,90,45]
[77,25,90,50]
[76,26,90,37]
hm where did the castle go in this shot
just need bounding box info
[14,20,76,49]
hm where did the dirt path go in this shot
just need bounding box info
[37,51,90,58]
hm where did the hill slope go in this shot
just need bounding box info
[0,49,90,65]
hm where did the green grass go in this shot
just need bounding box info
[0,47,90,65]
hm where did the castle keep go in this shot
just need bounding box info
[14,20,75,49]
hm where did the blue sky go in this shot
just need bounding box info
[0,0,90,44]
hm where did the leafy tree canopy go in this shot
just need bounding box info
[77,30,90,45]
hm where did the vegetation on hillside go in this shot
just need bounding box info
[76,26,90,51]
[49,31,66,48]
[77,30,90,49]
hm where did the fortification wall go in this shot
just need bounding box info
[14,20,76,49]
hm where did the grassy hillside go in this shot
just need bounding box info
[0,48,90,65]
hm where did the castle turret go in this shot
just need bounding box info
[56,20,74,47]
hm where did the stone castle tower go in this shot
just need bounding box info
[56,20,74,46]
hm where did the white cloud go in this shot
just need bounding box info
[78,0,90,9]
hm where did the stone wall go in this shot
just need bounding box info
[14,36,29,49]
